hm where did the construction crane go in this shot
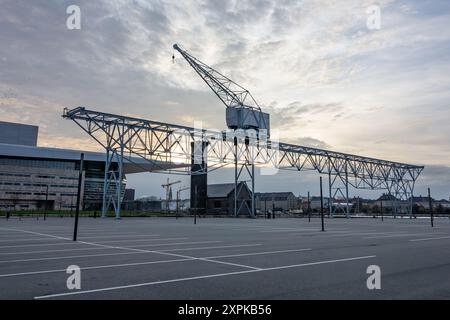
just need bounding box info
[173,44,270,137]
[161,178,181,213]
[176,186,189,215]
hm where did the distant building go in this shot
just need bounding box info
[409,196,433,208]
[310,196,332,210]
[0,142,125,211]
[0,121,183,212]
[436,199,450,209]
[206,182,252,215]
[351,197,375,212]
[123,189,136,201]
[255,192,298,212]
[374,194,399,208]
[122,198,161,212]
[0,121,38,146]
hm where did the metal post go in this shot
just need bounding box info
[234,138,238,218]
[251,162,255,217]
[115,147,124,219]
[73,153,84,242]
[428,188,434,228]
[101,149,110,218]
[345,164,350,219]
[307,191,311,223]
[320,176,325,232]
[328,170,333,218]
[194,185,197,225]
[409,191,414,218]
[176,190,179,219]
[381,200,384,222]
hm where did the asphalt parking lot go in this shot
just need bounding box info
[1,216,450,300]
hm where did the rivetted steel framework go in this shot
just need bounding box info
[63,107,424,218]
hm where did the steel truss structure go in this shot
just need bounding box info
[63,107,424,218]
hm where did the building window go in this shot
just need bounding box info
[214,200,221,208]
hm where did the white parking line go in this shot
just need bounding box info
[207,248,312,259]
[34,255,376,299]
[0,251,149,264]
[155,244,262,252]
[0,237,189,249]
[95,237,188,244]
[363,233,445,239]
[0,258,193,278]
[0,228,70,241]
[75,240,262,273]
[0,241,223,255]
[0,238,67,243]
[79,234,161,240]
[0,248,313,278]
[410,236,450,242]
[0,245,304,265]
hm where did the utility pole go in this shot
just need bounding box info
[320,177,325,232]
[73,153,84,241]
[428,188,434,228]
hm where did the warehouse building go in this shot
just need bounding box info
[255,192,299,212]
[206,182,252,215]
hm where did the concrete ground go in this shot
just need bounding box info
[0,216,450,300]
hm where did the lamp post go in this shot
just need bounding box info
[320,177,325,232]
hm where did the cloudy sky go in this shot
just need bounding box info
[1,0,449,199]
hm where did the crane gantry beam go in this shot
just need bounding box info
[63,107,424,218]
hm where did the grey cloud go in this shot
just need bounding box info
[415,165,450,200]
[267,101,344,127]
[283,136,332,150]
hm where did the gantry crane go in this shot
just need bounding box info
[173,44,271,216]
[161,178,181,213]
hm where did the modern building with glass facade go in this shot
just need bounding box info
[0,121,181,212]
[0,142,125,211]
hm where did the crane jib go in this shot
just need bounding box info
[173,43,271,137]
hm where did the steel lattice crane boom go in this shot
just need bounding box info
[173,44,270,137]
[161,178,181,213]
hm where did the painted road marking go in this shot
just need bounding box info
[34,255,376,299]
[0,248,312,278]
[410,236,450,242]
